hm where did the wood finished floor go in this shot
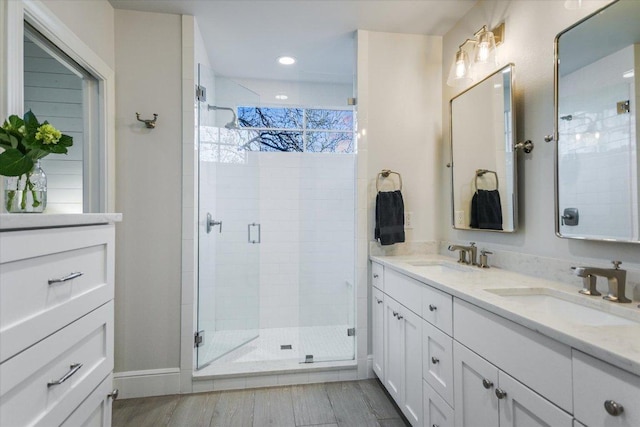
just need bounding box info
[112,379,410,427]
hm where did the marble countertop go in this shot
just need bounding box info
[371,254,640,377]
[0,213,122,230]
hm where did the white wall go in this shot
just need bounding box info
[114,9,183,372]
[440,0,640,264]
[360,31,443,245]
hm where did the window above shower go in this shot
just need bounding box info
[236,106,355,153]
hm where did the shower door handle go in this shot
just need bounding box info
[206,213,222,234]
[248,223,261,244]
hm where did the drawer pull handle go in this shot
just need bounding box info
[376,298,383,304]
[495,388,507,399]
[431,357,439,364]
[48,363,83,387]
[482,379,494,389]
[604,400,624,416]
[429,304,437,312]
[108,389,119,400]
[373,274,379,278]
[48,272,83,285]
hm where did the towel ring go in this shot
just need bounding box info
[474,169,499,192]
[376,169,402,192]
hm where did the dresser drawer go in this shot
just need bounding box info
[61,374,114,427]
[0,302,114,427]
[423,380,454,427]
[0,225,114,362]
[384,268,422,315]
[422,284,453,335]
[423,320,454,406]
[573,350,640,427]
[454,298,572,412]
[371,261,384,291]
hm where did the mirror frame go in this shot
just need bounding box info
[449,63,517,232]
[553,0,639,243]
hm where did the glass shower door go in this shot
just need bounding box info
[196,65,261,369]
[298,153,357,364]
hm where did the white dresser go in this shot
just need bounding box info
[0,214,120,427]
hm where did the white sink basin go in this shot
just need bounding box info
[407,260,478,273]
[485,287,640,326]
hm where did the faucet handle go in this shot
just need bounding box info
[470,242,476,247]
[612,261,622,270]
[481,249,493,256]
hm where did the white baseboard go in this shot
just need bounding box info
[114,368,181,399]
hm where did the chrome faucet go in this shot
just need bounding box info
[572,261,631,303]
[448,242,477,266]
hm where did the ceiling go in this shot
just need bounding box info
[109,0,476,84]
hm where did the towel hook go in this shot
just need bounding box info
[376,169,402,192]
[136,112,158,129]
[474,169,499,192]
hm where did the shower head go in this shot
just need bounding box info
[207,105,238,129]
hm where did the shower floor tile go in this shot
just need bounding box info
[200,325,354,373]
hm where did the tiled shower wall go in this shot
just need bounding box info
[201,151,356,331]
[559,45,637,240]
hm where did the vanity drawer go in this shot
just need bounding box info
[0,225,114,363]
[423,320,454,406]
[422,284,453,335]
[61,374,113,427]
[454,298,573,412]
[384,268,422,315]
[371,261,384,291]
[423,380,454,427]
[573,350,640,427]
[0,302,113,427]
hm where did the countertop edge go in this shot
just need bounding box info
[371,254,640,377]
[0,213,123,231]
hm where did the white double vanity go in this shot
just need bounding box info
[371,255,640,427]
[0,214,121,426]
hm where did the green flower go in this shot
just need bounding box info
[35,123,62,145]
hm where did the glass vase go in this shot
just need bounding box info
[3,160,47,213]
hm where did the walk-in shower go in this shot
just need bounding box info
[195,64,356,374]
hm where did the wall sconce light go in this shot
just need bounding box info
[447,23,504,88]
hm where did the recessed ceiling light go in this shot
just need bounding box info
[275,94,288,100]
[277,56,296,65]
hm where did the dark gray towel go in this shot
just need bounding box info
[375,190,405,245]
[470,189,503,230]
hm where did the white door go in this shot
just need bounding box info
[454,341,499,427]
[498,372,573,427]
[400,307,422,426]
[384,297,403,402]
[372,287,385,380]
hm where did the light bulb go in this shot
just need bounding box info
[455,59,467,78]
[477,42,490,62]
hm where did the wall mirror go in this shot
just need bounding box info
[554,0,640,242]
[450,63,517,232]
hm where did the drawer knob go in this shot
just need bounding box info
[108,389,119,400]
[392,311,398,317]
[431,357,439,364]
[482,379,494,389]
[376,297,383,304]
[429,304,437,312]
[47,362,83,387]
[373,274,379,278]
[48,271,84,285]
[495,388,507,399]
[397,314,404,320]
[604,400,624,416]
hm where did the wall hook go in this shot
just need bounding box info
[514,140,534,154]
[136,113,158,129]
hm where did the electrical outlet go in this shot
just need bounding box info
[455,210,465,227]
[404,211,413,229]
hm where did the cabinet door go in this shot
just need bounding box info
[497,372,572,427]
[453,341,499,427]
[372,287,385,380]
[384,297,403,403]
[400,307,422,426]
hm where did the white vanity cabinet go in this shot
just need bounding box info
[372,286,385,379]
[453,341,572,427]
[0,221,117,427]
